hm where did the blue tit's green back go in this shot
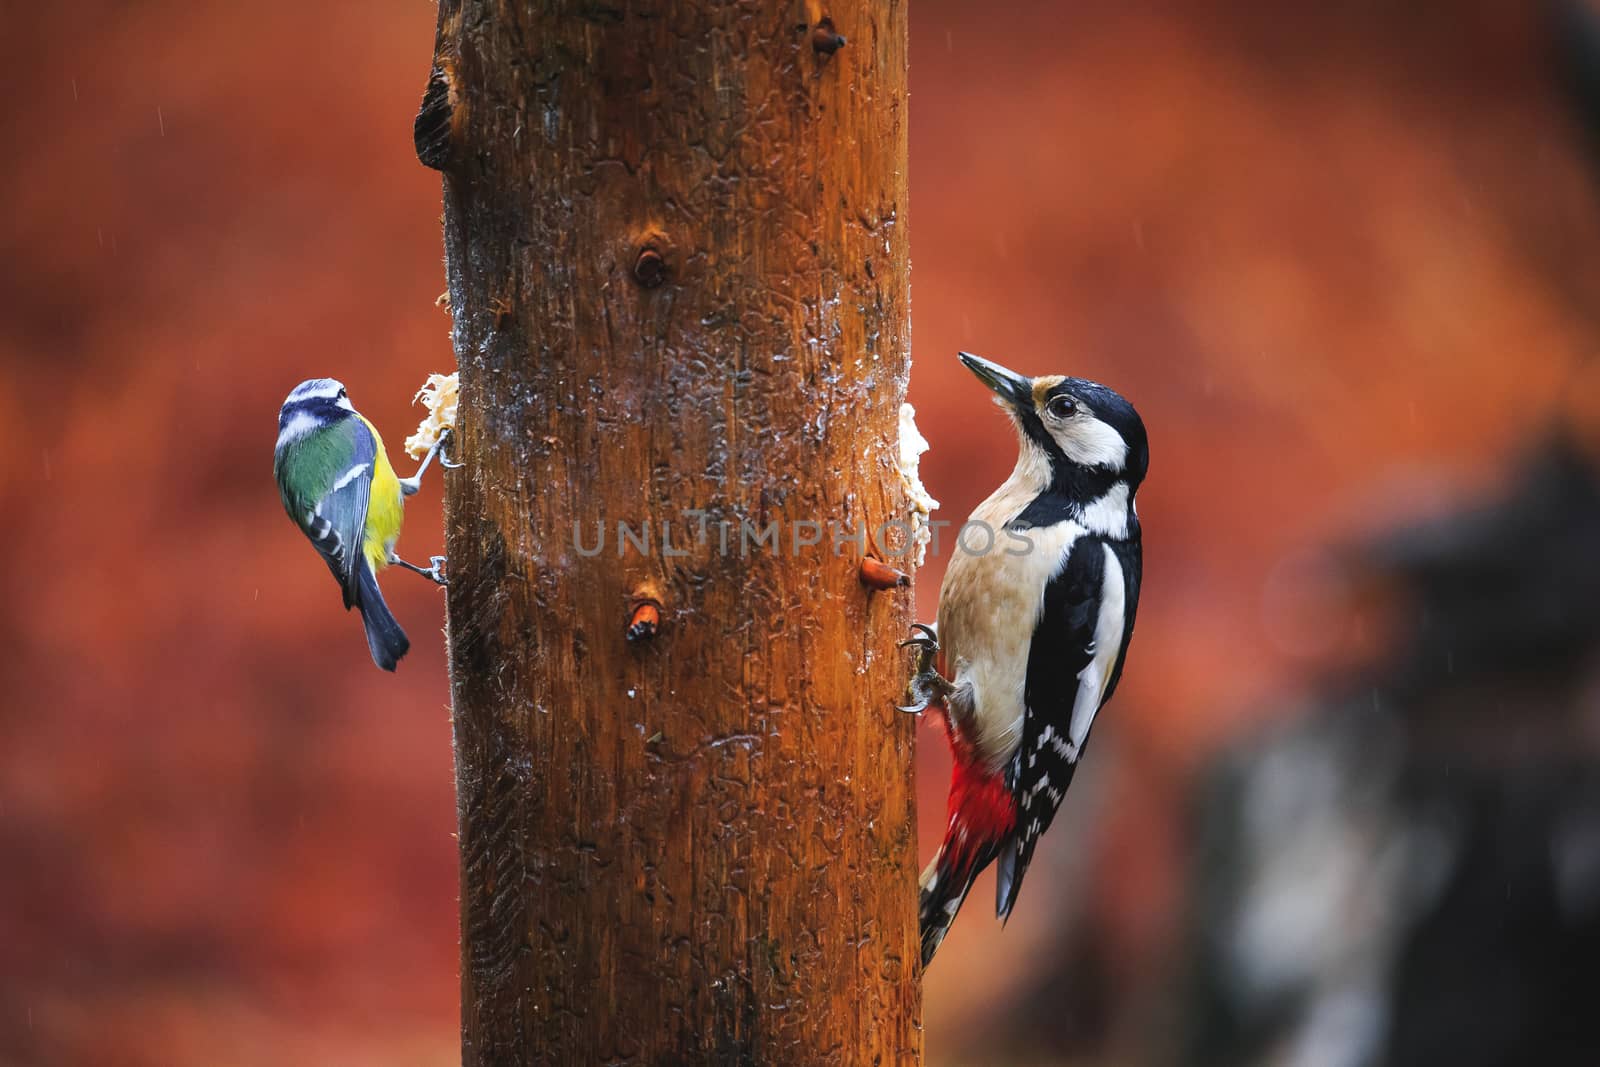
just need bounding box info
[275,418,364,526]
[276,415,378,607]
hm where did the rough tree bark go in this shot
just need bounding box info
[418,1,918,1063]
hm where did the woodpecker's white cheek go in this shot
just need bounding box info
[1050,416,1127,470]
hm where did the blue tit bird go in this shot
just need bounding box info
[273,378,449,671]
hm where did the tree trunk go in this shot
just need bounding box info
[419,2,919,1063]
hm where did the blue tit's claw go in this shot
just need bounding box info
[401,434,451,495]
[393,553,447,586]
[439,429,464,469]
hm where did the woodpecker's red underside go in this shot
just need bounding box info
[940,716,1016,875]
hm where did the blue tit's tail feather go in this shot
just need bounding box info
[355,564,409,671]
[303,514,360,608]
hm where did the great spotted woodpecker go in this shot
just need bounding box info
[901,352,1147,966]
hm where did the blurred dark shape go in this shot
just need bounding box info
[1555,0,1600,161]
[1175,434,1600,1067]
[1370,433,1600,691]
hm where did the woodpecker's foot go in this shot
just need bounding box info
[393,554,448,586]
[900,622,939,652]
[897,623,954,714]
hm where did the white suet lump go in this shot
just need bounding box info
[406,372,459,460]
[897,402,940,566]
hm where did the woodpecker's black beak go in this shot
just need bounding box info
[959,352,1033,410]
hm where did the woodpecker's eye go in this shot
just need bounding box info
[1046,395,1077,420]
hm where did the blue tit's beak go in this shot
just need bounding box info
[959,352,1033,411]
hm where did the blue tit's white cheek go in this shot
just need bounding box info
[336,396,356,413]
[1049,415,1128,469]
[276,410,321,448]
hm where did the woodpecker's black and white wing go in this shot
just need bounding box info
[997,533,1134,920]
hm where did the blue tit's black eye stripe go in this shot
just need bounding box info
[278,394,355,429]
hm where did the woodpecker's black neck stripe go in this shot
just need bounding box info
[1008,486,1139,539]
[1023,407,1123,494]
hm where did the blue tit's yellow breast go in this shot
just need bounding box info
[359,414,405,573]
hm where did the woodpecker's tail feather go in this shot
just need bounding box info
[918,838,1003,968]
[920,745,1019,966]
[995,838,1021,922]
[355,564,410,671]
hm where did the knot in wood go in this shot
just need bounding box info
[414,63,457,171]
[632,247,668,288]
[812,18,847,56]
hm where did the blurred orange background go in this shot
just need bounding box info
[5,2,1600,1065]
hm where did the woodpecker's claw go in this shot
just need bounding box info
[898,622,954,714]
[898,670,954,714]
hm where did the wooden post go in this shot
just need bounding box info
[418,1,919,1062]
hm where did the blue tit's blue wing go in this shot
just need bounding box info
[305,419,378,608]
